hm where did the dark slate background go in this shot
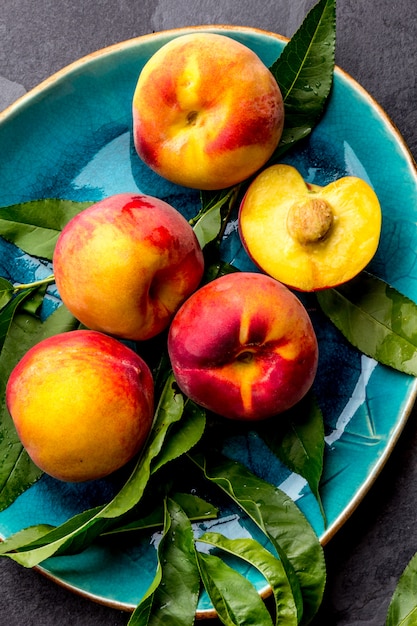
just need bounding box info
[1,1,417,624]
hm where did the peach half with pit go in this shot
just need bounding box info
[239,164,382,291]
[53,193,204,341]
[132,32,284,190]
[6,330,154,482]
[167,271,318,421]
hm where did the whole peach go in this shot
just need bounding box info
[168,272,318,421]
[6,330,154,482]
[132,32,284,190]
[53,193,204,341]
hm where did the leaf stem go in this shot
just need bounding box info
[215,184,241,245]
[13,274,55,293]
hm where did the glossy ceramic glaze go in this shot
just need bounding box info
[0,26,417,617]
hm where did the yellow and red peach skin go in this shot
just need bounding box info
[6,330,154,482]
[53,193,204,341]
[133,33,284,190]
[168,272,318,421]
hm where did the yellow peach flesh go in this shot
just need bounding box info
[239,164,382,291]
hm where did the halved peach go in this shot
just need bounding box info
[239,164,382,291]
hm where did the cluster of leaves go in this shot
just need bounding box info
[1,0,417,623]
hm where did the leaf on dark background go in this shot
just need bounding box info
[257,392,326,525]
[270,0,336,160]
[127,498,200,626]
[0,303,80,511]
[386,551,417,626]
[0,198,93,260]
[317,271,417,376]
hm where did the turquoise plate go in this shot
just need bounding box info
[1,26,417,618]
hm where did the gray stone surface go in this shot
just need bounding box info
[1,1,417,624]
[0,77,26,112]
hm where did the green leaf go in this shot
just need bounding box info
[386,552,417,625]
[199,532,297,625]
[197,551,274,626]
[128,498,200,626]
[19,285,48,316]
[202,260,240,284]
[317,271,417,376]
[0,525,55,553]
[270,0,336,159]
[101,492,218,537]
[192,199,223,249]
[0,506,109,557]
[172,491,218,524]
[191,452,326,625]
[0,303,80,511]
[0,198,93,260]
[191,187,238,249]
[0,277,14,309]
[257,392,326,525]
[151,400,206,474]
[0,287,39,351]
[0,375,187,566]
[101,375,185,519]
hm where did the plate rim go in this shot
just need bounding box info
[1,23,417,619]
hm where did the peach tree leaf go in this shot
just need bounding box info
[270,0,336,160]
[199,532,298,625]
[0,277,14,309]
[0,287,38,351]
[18,283,49,316]
[193,185,241,252]
[191,452,326,625]
[0,506,110,558]
[0,525,54,553]
[127,498,200,626]
[196,551,274,626]
[386,551,417,625]
[101,492,218,537]
[257,391,326,526]
[150,400,206,474]
[317,271,417,375]
[0,198,93,260]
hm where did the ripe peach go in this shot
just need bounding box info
[53,193,204,341]
[5,330,154,482]
[167,272,318,421]
[239,164,382,291]
[132,32,284,190]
